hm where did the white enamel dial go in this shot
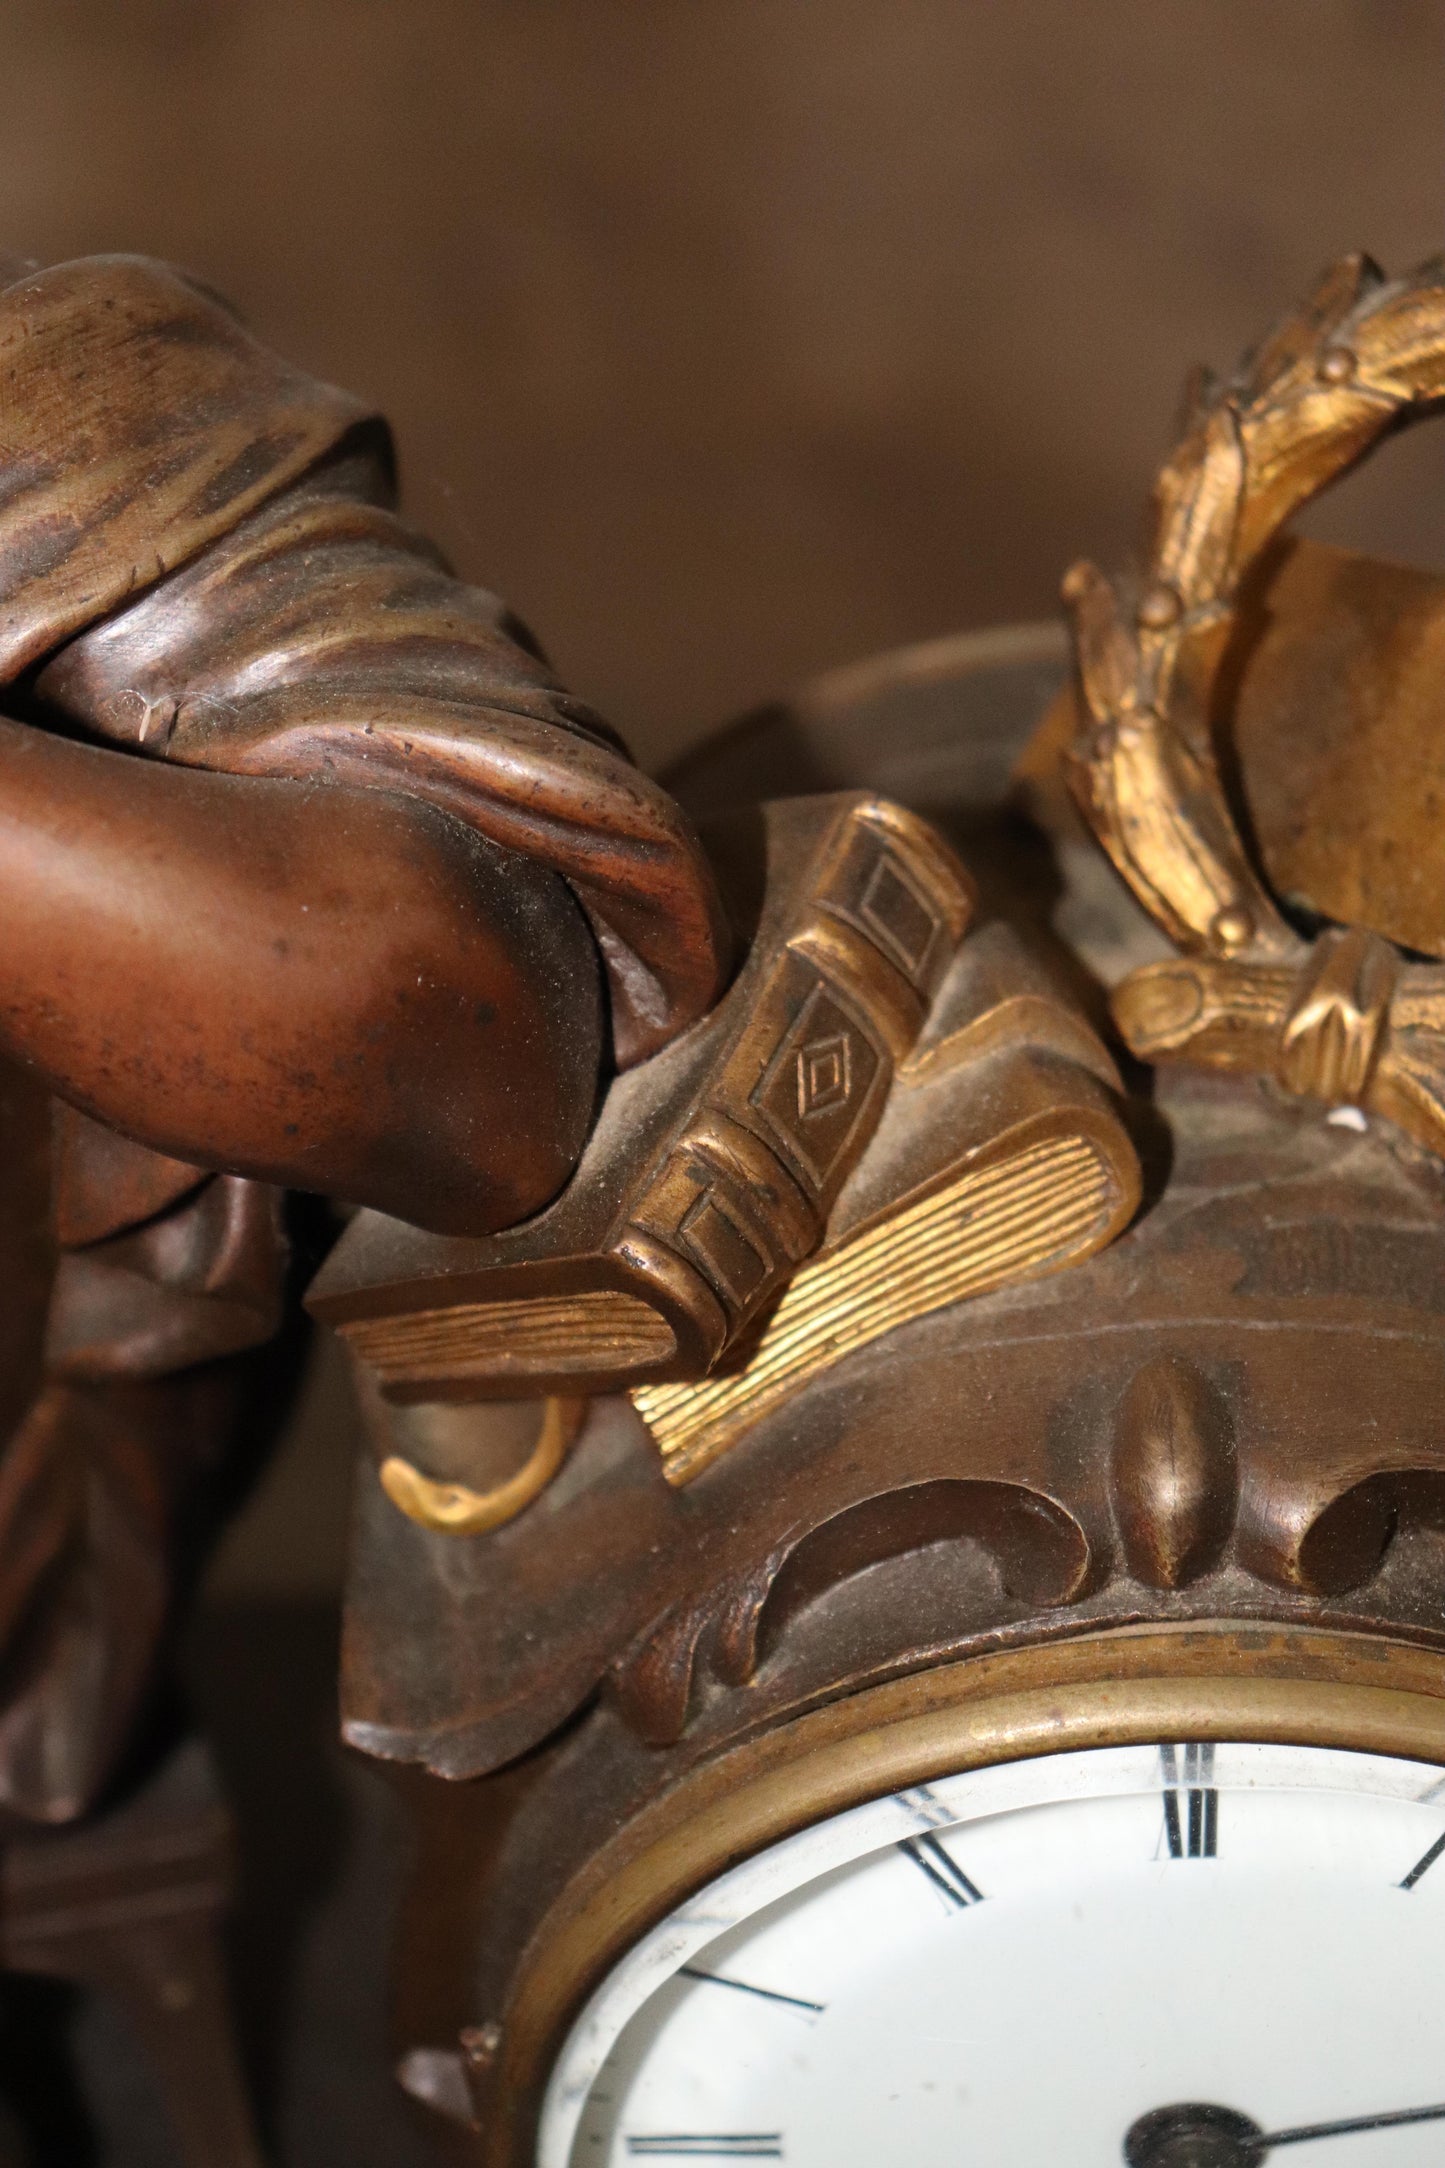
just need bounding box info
[541,1741,1445,2167]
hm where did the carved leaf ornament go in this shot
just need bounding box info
[1066,253,1445,1151]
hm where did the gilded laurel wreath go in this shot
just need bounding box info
[1064,252,1445,1158]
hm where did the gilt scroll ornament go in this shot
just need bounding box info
[1065,251,1445,1153]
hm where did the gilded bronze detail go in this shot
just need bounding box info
[1063,252,1445,1153]
[633,923,1139,1482]
[320,805,1140,1499]
[634,1132,1113,1481]
[378,1399,587,1537]
[315,794,983,1409]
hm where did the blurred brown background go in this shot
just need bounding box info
[0,3,1440,2160]
[6,0,1442,780]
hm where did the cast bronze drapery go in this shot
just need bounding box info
[0,252,729,1238]
[0,250,728,1820]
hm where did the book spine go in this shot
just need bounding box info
[616,800,975,1368]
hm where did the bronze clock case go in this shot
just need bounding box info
[376,585,1445,2161]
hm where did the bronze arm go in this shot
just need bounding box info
[0,254,726,1067]
[0,250,730,1235]
[0,249,724,1823]
[0,716,602,1235]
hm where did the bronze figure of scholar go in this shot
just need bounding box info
[0,247,733,1824]
[12,242,1445,2165]
[0,248,1135,1828]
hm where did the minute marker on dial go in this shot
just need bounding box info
[677,1968,824,2014]
[625,2139,783,2159]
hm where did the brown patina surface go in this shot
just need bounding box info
[0,251,726,1819]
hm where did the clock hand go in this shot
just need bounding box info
[1262,2099,1445,2146]
[1125,2097,1445,2165]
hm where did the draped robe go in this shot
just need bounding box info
[0,253,724,1817]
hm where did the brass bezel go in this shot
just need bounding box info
[485,1621,1445,2164]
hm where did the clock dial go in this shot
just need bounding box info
[542,1742,1445,2167]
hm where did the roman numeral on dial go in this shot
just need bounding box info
[625,2140,783,2158]
[898,1830,985,1908]
[1161,1742,1218,1858]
